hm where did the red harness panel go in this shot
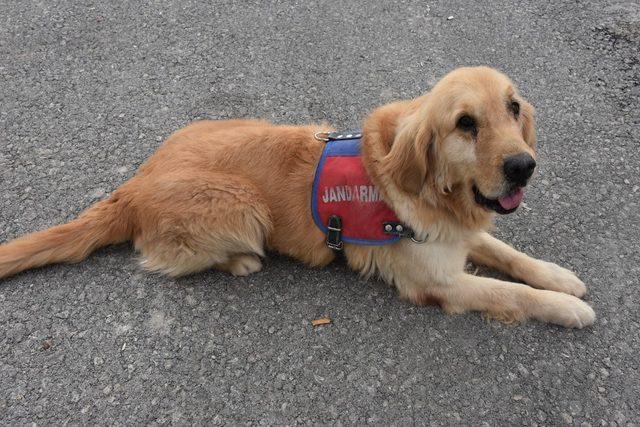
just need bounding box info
[311,137,401,245]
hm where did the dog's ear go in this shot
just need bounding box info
[520,99,536,148]
[381,113,433,195]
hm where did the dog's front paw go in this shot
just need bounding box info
[536,291,595,328]
[528,261,587,298]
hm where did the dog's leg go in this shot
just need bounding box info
[132,171,272,277]
[468,232,587,297]
[375,240,594,328]
[422,273,595,328]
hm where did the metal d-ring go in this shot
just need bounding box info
[410,234,428,244]
[314,131,330,142]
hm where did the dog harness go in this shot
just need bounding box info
[311,131,420,250]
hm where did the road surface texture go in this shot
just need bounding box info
[1,0,639,425]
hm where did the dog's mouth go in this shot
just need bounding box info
[473,185,525,215]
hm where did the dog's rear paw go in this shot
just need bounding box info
[223,254,263,277]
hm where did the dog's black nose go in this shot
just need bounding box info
[503,153,536,185]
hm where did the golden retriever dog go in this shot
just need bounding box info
[0,66,595,328]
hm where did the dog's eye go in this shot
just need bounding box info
[510,101,520,117]
[456,115,476,133]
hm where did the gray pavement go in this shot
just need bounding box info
[1,0,639,425]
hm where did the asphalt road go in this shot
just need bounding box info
[1,0,639,425]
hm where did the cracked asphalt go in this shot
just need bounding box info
[1,0,639,425]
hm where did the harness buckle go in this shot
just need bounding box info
[326,215,344,250]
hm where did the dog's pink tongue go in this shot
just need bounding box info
[498,188,524,210]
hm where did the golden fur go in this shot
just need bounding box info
[0,67,595,328]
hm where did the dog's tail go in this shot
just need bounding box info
[0,192,133,279]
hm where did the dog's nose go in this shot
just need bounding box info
[503,153,536,186]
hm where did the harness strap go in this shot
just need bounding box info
[326,215,344,250]
[382,222,414,239]
[383,222,427,244]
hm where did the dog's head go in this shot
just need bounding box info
[380,66,536,216]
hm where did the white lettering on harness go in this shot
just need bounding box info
[322,185,381,203]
